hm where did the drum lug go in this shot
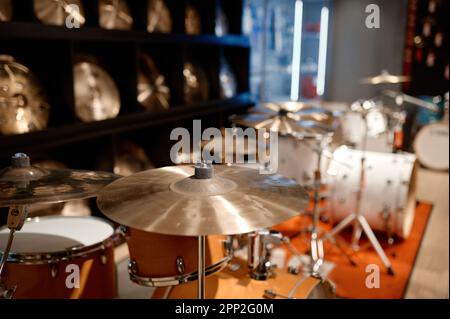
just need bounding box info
[50,263,58,278]
[118,225,128,236]
[100,245,107,265]
[175,256,185,274]
[128,259,138,275]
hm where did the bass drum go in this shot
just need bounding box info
[0,216,117,299]
[152,258,335,299]
[327,147,417,239]
[414,122,449,171]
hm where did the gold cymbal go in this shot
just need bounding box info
[0,153,118,207]
[0,0,12,22]
[137,53,170,112]
[0,55,50,135]
[113,140,155,176]
[360,70,411,85]
[73,60,121,122]
[97,164,308,236]
[33,0,85,26]
[230,101,337,137]
[147,0,172,33]
[99,0,133,30]
[183,62,209,104]
[185,3,201,34]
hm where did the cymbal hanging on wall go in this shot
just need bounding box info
[33,0,85,27]
[0,55,50,135]
[219,59,237,99]
[73,58,121,122]
[183,62,209,104]
[137,53,170,112]
[0,0,12,22]
[185,3,201,34]
[147,0,172,33]
[99,0,133,30]
[112,140,155,177]
[215,5,228,36]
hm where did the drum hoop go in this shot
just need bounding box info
[0,216,119,264]
[128,255,232,287]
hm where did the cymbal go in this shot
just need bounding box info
[147,0,172,33]
[33,0,85,26]
[97,164,308,236]
[360,70,411,85]
[73,60,121,122]
[113,140,155,176]
[183,62,209,103]
[185,3,201,34]
[230,101,337,137]
[137,53,170,112]
[219,59,237,99]
[0,55,50,135]
[0,153,118,207]
[99,0,133,30]
[0,0,12,22]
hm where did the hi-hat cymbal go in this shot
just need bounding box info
[0,55,50,135]
[0,153,118,207]
[360,70,411,85]
[230,101,337,137]
[99,0,133,30]
[34,0,85,26]
[0,0,12,22]
[73,60,121,122]
[97,164,308,236]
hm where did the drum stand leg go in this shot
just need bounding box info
[197,235,206,299]
[0,205,28,299]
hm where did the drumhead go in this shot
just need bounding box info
[0,216,114,254]
[414,123,449,170]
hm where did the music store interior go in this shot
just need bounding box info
[0,0,448,300]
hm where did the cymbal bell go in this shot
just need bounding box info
[97,164,309,236]
[230,101,337,137]
[360,70,411,85]
[0,153,118,207]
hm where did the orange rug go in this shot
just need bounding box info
[274,201,433,299]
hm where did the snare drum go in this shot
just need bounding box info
[327,147,417,238]
[0,216,117,299]
[124,227,231,287]
[152,258,335,299]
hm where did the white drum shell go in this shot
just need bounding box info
[327,147,417,238]
[414,122,449,171]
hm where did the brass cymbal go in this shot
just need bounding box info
[113,140,155,176]
[185,3,201,34]
[99,0,133,30]
[33,0,85,26]
[230,101,337,137]
[73,60,121,122]
[183,62,209,104]
[360,70,411,85]
[0,153,118,207]
[0,0,12,22]
[97,164,308,236]
[137,53,170,112]
[0,55,50,135]
[147,0,172,33]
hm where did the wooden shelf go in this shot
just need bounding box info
[0,22,250,48]
[0,93,253,157]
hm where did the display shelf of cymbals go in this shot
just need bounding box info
[0,0,251,168]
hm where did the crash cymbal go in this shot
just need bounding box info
[34,0,85,26]
[219,59,237,99]
[183,62,209,103]
[185,3,201,34]
[360,70,411,85]
[73,59,121,122]
[230,101,337,137]
[99,0,133,30]
[113,140,155,176]
[97,163,308,236]
[147,0,172,33]
[0,153,118,207]
[0,55,50,135]
[137,53,170,112]
[0,0,12,22]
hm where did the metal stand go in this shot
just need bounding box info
[197,235,206,299]
[325,113,394,275]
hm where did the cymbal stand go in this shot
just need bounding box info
[324,111,394,275]
[197,235,206,299]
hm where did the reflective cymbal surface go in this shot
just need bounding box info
[219,59,237,99]
[0,164,118,207]
[99,0,133,30]
[230,101,337,137]
[97,165,309,236]
[360,70,411,85]
[147,0,172,33]
[73,61,121,122]
[183,62,209,103]
[0,0,12,22]
[0,55,50,135]
[34,0,85,26]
